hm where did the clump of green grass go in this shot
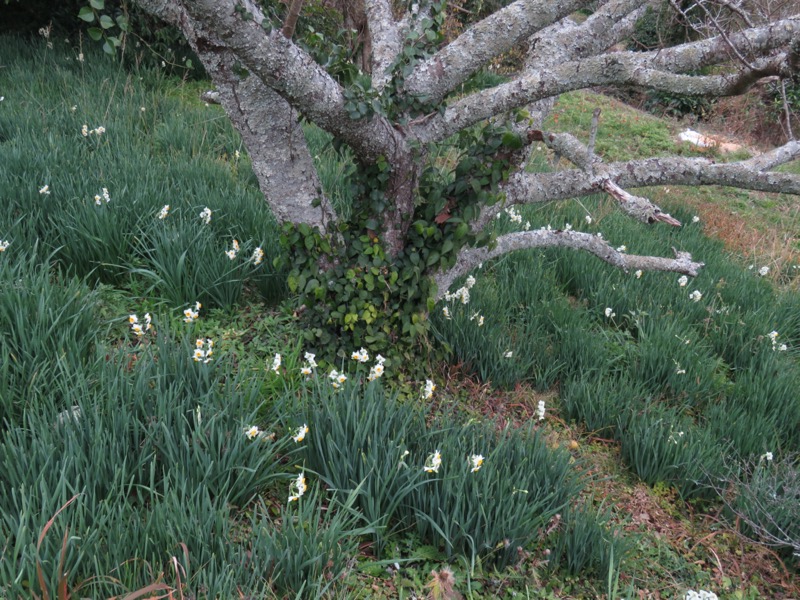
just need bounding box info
[0,36,286,307]
[0,249,100,426]
[292,380,584,568]
[0,322,292,597]
[548,499,633,579]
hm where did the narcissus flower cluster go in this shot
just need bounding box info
[129,313,151,337]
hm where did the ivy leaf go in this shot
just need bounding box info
[89,0,104,8]
[78,7,95,22]
[99,14,115,29]
[87,27,102,41]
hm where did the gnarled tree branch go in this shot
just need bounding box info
[414,35,798,143]
[433,230,703,299]
[402,0,590,104]
[365,0,402,90]
[169,0,407,164]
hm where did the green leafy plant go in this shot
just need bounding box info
[293,380,428,555]
[248,485,371,598]
[618,405,723,501]
[0,249,100,427]
[77,0,128,55]
[549,499,633,578]
[726,453,800,562]
[410,419,583,567]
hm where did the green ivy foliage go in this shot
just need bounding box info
[280,118,526,364]
[259,2,530,366]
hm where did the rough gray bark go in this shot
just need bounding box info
[402,0,591,104]
[133,0,334,230]
[130,0,800,287]
[364,0,402,90]
[433,231,704,297]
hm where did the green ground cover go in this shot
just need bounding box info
[1,36,798,598]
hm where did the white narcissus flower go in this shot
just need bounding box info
[304,352,317,368]
[692,215,700,223]
[292,424,309,443]
[271,353,281,373]
[245,425,260,440]
[423,450,442,473]
[758,266,770,277]
[634,270,642,279]
[585,215,592,224]
[678,275,688,287]
[0,240,10,252]
[225,239,240,260]
[288,472,307,502]
[351,347,369,363]
[422,379,436,399]
[200,207,212,224]
[604,307,615,318]
[536,400,545,421]
[367,362,385,381]
[469,454,484,473]
[689,290,702,302]
[442,306,451,320]
[158,204,169,220]
[193,338,213,363]
[39,185,50,195]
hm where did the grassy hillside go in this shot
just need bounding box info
[1,36,798,599]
